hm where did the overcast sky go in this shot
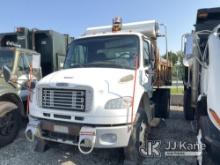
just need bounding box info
[0,0,219,53]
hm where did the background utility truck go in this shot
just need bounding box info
[0,27,72,147]
[26,18,171,164]
[182,7,220,164]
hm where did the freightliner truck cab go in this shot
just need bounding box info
[26,18,171,164]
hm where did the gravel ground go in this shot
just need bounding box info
[0,107,216,165]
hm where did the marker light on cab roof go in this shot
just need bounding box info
[198,12,208,19]
[112,16,122,32]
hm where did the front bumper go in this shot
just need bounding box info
[26,116,132,148]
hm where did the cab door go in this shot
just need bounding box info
[16,53,29,100]
[141,38,154,96]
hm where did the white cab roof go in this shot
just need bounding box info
[84,20,159,38]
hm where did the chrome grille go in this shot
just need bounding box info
[42,88,87,111]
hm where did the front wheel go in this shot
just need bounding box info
[124,109,149,164]
[0,108,21,147]
[197,128,209,165]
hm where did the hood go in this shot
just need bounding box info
[0,78,17,94]
[38,68,135,96]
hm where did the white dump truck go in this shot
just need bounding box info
[26,17,171,164]
[182,7,220,165]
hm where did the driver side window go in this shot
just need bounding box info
[143,40,150,67]
[17,54,30,76]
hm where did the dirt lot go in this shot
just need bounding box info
[0,107,214,165]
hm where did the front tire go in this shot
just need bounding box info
[124,109,149,164]
[197,125,209,165]
[0,107,21,147]
[154,89,170,119]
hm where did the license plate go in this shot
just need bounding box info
[54,125,69,134]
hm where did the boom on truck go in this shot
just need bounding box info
[182,7,220,165]
[25,18,171,164]
[0,27,72,147]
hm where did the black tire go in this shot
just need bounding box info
[154,89,170,119]
[196,117,211,165]
[124,109,149,164]
[195,97,207,134]
[0,108,21,148]
[163,89,170,119]
[183,87,194,120]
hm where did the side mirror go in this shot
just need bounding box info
[2,65,12,83]
[32,54,41,69]
[182,33,194,67]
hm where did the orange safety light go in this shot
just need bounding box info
[112,16,122,32]
[198,12,208,19]
[16,27,25,33]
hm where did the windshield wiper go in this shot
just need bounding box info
[83,62,126,69]
[68,62,128,69]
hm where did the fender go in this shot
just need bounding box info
[138,92,152,125]
[197,94,207,116]
[0,101,17,118]
[0,93,25,117]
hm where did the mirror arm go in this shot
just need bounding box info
[8,80,34,91]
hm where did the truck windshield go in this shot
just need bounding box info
[64,35,139,70]
[0,49,15,70]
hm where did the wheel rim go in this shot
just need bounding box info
[139,121,146,147]
[197,129,203,165]
[0,112,16,136]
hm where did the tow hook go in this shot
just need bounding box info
[78,127,96,155]
[25,118,40,142]
[25,125,39,142]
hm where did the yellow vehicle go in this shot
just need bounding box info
[0,47,41,147]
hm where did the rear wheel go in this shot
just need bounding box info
[0,108,21,147]
[183,87,194,120]
[124,109,149,165]
[154,89,170,119]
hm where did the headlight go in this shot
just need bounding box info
[105,97,132,109]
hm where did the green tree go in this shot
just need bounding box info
[162,51,184,81]
[162,51,178,66]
